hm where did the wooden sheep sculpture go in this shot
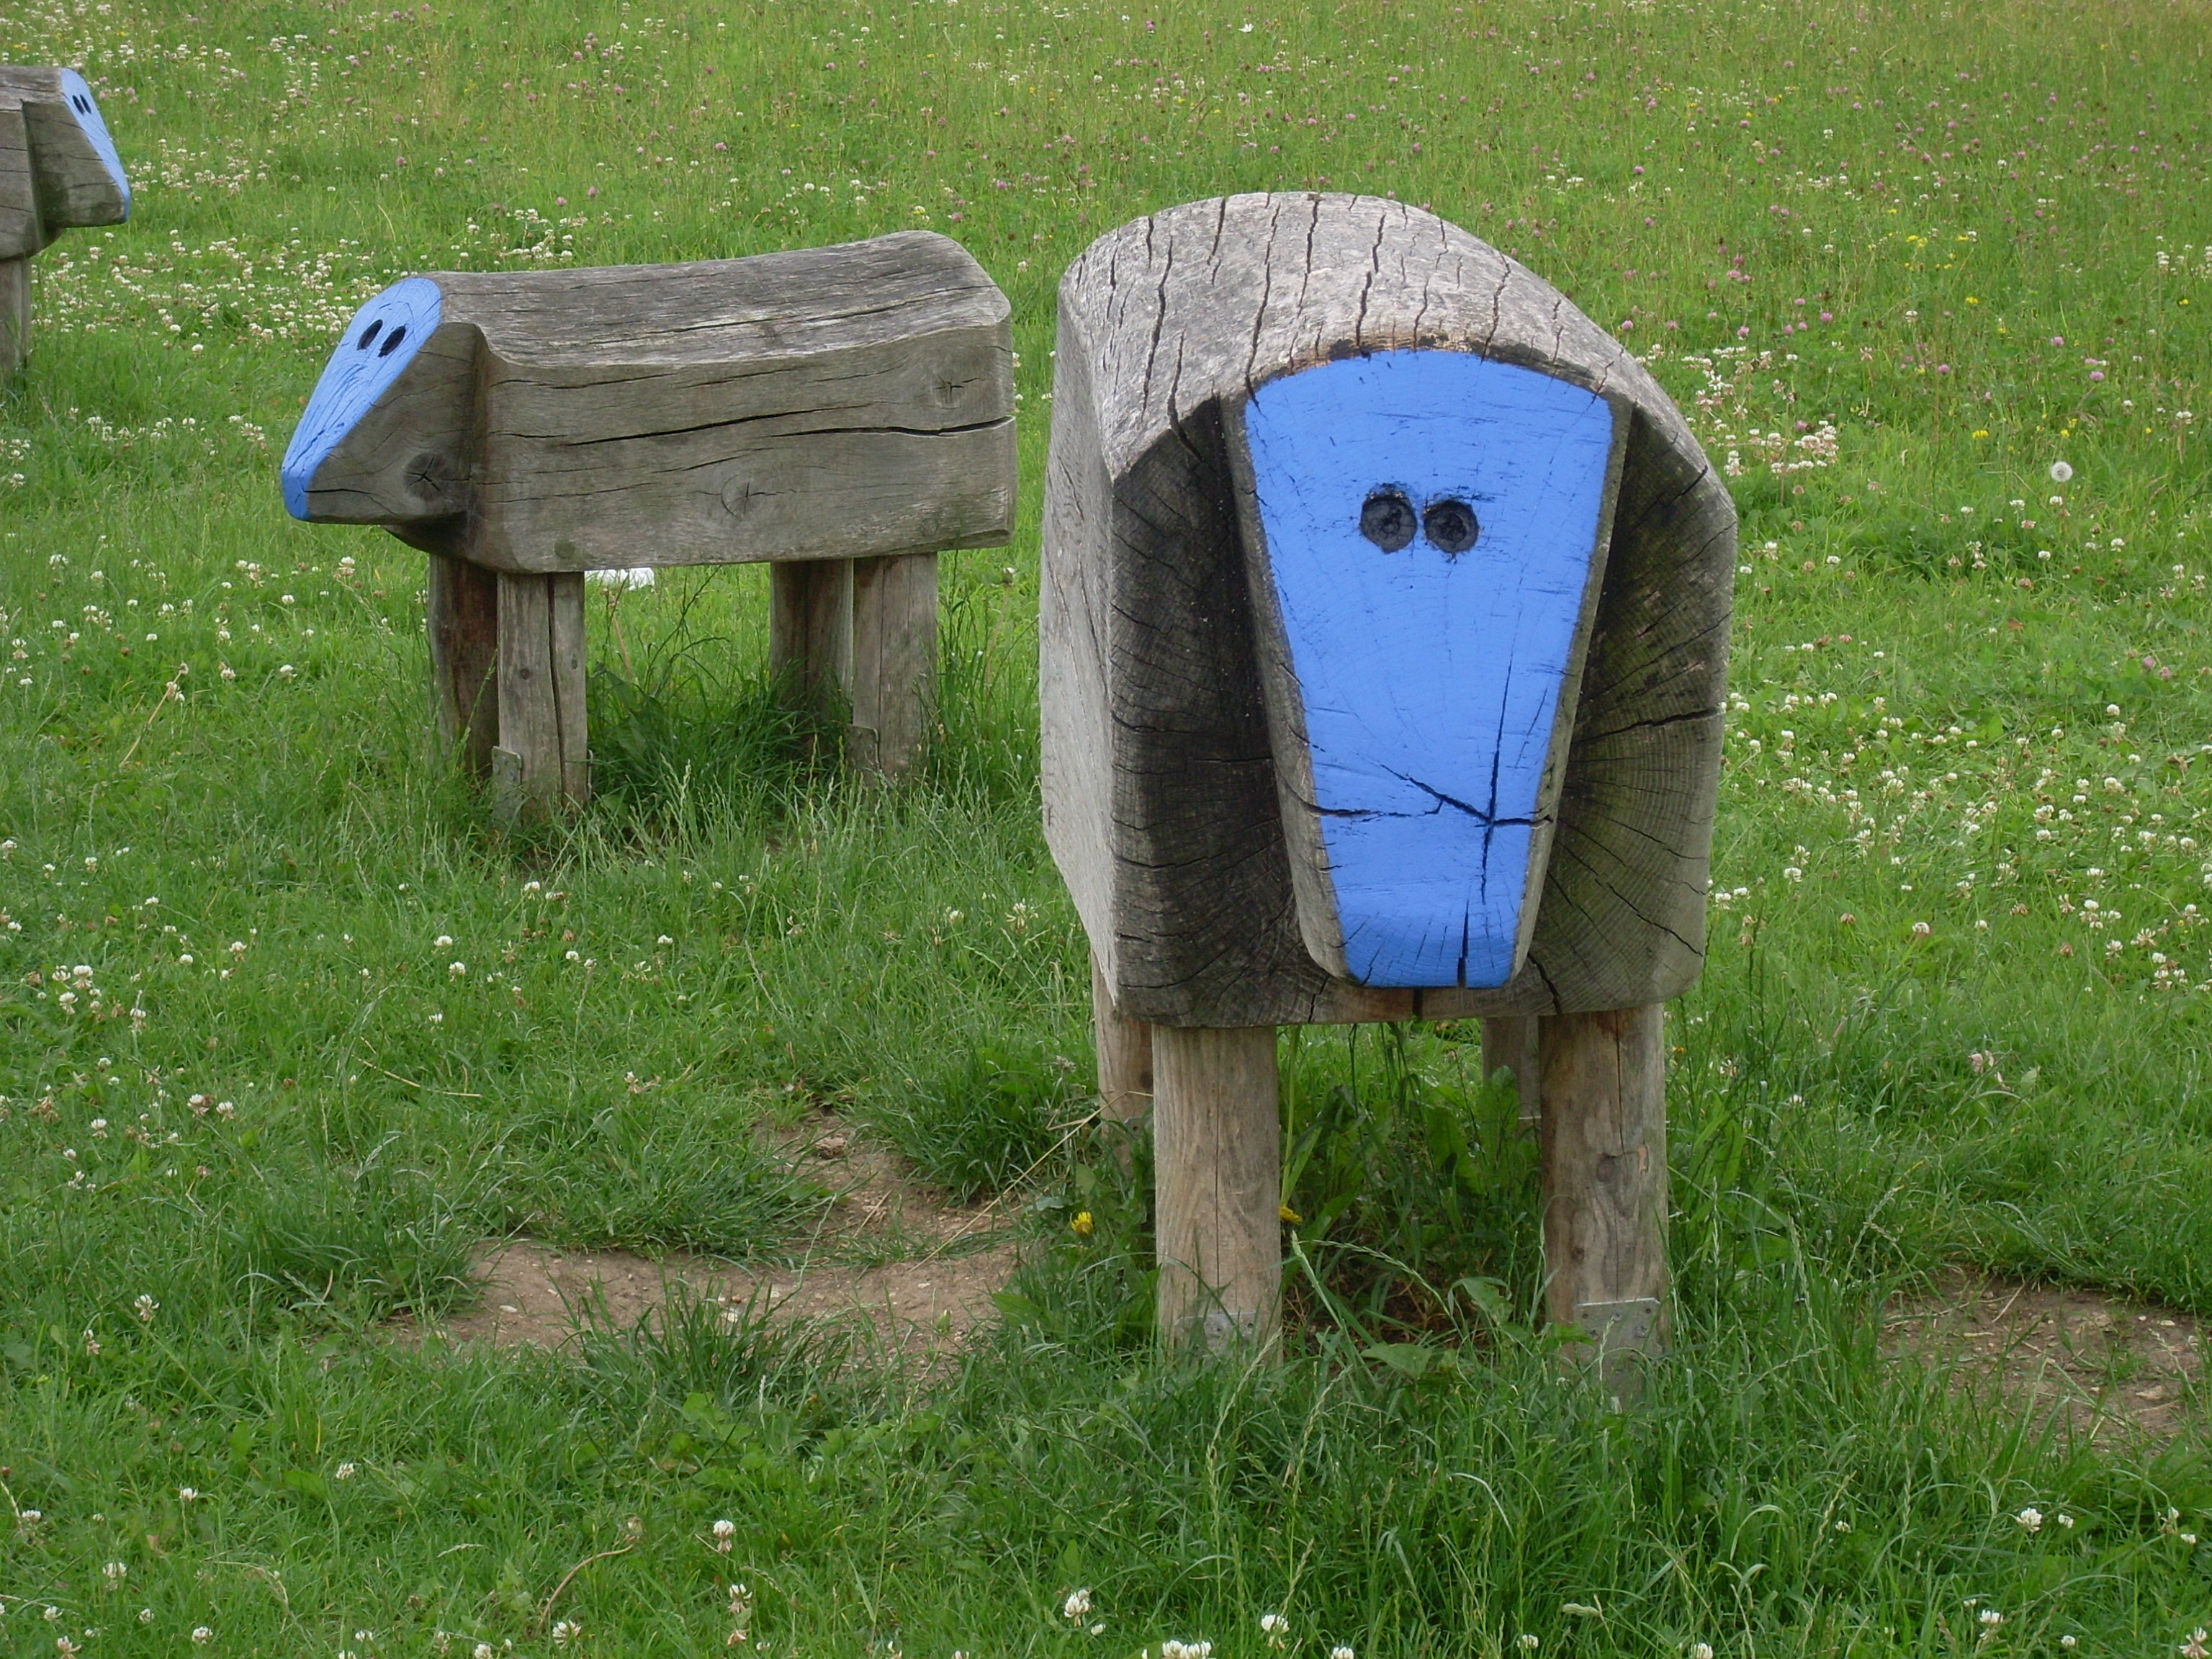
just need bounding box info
[282,232,1016,811]
[0,66,130,379]
[1044,193,1735,1385]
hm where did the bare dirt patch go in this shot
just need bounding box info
[402,1120,1020,1355]
[1887,1272,2206,1442]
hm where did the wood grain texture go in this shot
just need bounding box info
[287,234,1017,573]
[1092,953,1155,1131]
[849,552,937,777]
[1538,1003,1668,1399]
[0,256,24,380]
[427,552,499,777]
[1152,1022,1280,1351]
[1041,193,1735,1028]
[494,571,589,817]
[768,559,854,739]
[0,67,129,257]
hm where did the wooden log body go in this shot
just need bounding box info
[279,233,1017,575]
[0,66,130,377]
[1043,194,1735,1030]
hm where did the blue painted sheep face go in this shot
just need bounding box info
[281,277,443,518]
[57,70,130,210]
[1238,349,1621,990]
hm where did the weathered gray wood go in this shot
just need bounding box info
[291,234,1017,575]
[0,101,33,266]
[1539,1004,1668,1401]
[1043,194,1735,1028]
[427,552,500,777]
[0,256,23,380]
[768,559,853,740]
[1093,953,1154,1133]
[849,551,937,777]
[1481,1015,1542,1130]
[494,571,588,818]
[1153,1022,1280,1352]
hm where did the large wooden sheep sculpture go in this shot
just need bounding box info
[1044,193,1735,1388]
[1,66,130,379]
[282,232,1016,813]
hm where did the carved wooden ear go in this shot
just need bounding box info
[283,277,478,528]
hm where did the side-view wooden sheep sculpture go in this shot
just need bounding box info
[0,66,130,379]
[281,233,1016,814]
[1044,194,1735,1386]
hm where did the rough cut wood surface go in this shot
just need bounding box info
[1480,1015,1543,1129]
[291,233,1017,574]
[1153,1022,1281,1350]
[0,68,129,259]
[1538,1003,1668,1399]
[1042,193,1735,1028]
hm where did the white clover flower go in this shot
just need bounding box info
[1259,1614,1289,1635]
[1517,1639,1539,1653]
[192,1629,213,1645]
[476,1645,496,1659]
[2056,1513,2075,1528]
[1331,1648,1356,1659]
[104,1560,127,1583]
[552,1622,580,1645]
[1062,1589,1092,1622]
[333,1462,357,1481]
[134,1294,158,1323]
[712,1518,736,1553]
[138,1609,153,1624]
[1979,1609,2004,1629]
[1690,1646,1714,1659]
[2017,1506,2044,1532]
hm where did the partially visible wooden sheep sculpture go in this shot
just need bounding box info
[1043,193,1735,1388]
[0,66,130,379]
[282,233,1017,813]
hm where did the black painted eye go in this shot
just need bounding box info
[1423,498,1480,555]
[1358,488,1417,553]
[377,325,408,357]
[356,319,384,351]
[73,95,91,113]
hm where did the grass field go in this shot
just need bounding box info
[3,0,2211,1651]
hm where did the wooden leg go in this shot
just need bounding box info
[768,558,854,744]
[1092,955,1154,1163]
[849,550,937,776]
[1153,1023,1280,1353]
[427,552,500,778]
[0,257,27,380]
[493,570,589,819]
[1538,1004,1668,1402]
[1480,1015,1542,1131]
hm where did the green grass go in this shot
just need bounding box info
[4,0,2212,1650]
